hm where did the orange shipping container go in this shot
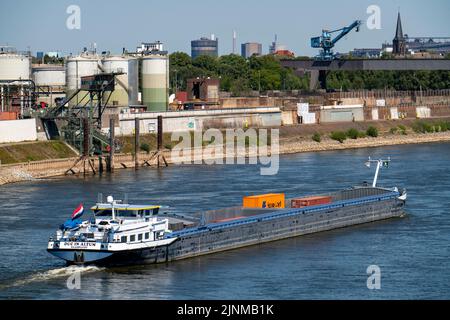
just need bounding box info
[243,194,285,209]
[0,112,18,121]
[291,196,332,208]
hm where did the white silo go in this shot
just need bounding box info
[32,65,66,106]
[0,53,31,80]
[32,65,66,86]
[65,54,102,106]
[101,55,139,106]
[140,54,169,112]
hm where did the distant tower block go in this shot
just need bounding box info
[393,12,406,55]
[191,36,219,59]
[241,43,262,58]
[233,31,237,54]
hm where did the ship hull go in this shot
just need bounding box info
[55,189,406,267]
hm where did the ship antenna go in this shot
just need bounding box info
[365,157,391,187]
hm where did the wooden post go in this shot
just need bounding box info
[157,115,163,150]
[157,116,163,167]
[135,117,140,170]
[108,118,115,172]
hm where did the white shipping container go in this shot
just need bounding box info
[297,103,310,116]
[416,107,431,118]
[390,107,399,120]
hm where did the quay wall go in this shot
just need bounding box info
[0,119,37,143]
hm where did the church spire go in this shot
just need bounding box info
[393,12,406,55]
[394,12,404,40]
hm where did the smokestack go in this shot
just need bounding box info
[233,30,237,54]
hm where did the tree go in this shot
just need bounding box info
[192,55,219,75]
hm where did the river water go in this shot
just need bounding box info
[0,142,449,300]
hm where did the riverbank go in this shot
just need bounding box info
[1,130,450,186]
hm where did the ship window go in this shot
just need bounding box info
[116,210,139,218]
[94,209,113,217]
[130,235,136,242]
[145,233,150,239]
[121,236,127,243]
[138,234,143,241]
[153,208,160,215]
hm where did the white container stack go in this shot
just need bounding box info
[297,103,316,124]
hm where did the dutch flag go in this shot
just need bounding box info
[71,203,84,220]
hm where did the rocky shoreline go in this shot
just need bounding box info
[1,131,450,186]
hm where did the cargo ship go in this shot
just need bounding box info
[47,158,407,266]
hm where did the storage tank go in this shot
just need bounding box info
[0,53,31,80]
[32,65,66,86]
[65,54,101,106]
[101,56,138,106]
[141,54,169,112]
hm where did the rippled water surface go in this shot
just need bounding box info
[0,142,449,299]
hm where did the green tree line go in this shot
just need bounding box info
[169,52,450,95]
[326,70,450,91]
[169,52,310,96]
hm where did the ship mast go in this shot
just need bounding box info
[107,195,116,220]
[365,157,391,187]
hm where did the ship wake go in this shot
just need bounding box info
[1,266,104,289]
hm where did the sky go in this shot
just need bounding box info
[0,0,449,57]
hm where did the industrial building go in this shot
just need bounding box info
[191,35,219,58]
[269,35,287,54]
[187,77,220,102]
[32,64,66,107]
[241,43,262,58]
[63,44,169,112]
[0,46,33,118]
[136,41,164,54]
[349,48,383,58]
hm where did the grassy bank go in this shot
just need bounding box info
[0,141,77,165]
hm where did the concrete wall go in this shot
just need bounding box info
[0,119,37,143]
[319,105,365,123]
[117,107,282,135]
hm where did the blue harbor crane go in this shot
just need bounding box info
[311,20,362,60]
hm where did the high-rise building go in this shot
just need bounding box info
[241,42,262,58]
[393,12,406,55]
[191,35,219,59]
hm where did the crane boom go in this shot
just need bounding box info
[311,20,362,60]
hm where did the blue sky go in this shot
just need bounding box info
[0,0,449,56]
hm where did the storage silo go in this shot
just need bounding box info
[101,55,138,106]
[32,65,66,106]
[65,54,101,106]
[140,54,169,112]
[0,53,31,80]
[32,65,66,86]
